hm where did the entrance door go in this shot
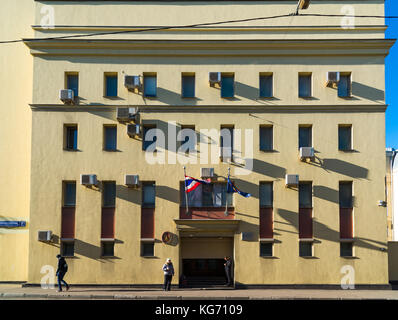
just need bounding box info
[180,237,233,287]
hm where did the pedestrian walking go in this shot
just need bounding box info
[56,254,70,292]
[162,258,174,291]
[224,256,233,287]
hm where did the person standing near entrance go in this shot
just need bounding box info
[162,258,175,291]
[224,256,233,287]
[56,254,70,292]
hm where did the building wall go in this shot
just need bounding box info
[22,0,392,285]
[0,0,34,282]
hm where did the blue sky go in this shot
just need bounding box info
[386,0,398,148]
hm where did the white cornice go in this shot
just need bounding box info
[23,38,396,57]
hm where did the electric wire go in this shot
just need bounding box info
[0,13,398,44]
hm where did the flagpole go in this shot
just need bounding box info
[224,167,230,216]
[183,166,189,215]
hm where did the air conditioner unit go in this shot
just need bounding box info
[38,230,52,242]
[209,72,221,86]
[125,174,140,188]
[241,232,254,241]
[326,72,340,87]
[285,174,299,187]
[117,107,139,122]
[299,0,311,9]
[60,89,75,104]
[80,174,98,186]
[300,147,315,161]
[127,123,141,137]
[201,168,214,179]
[124,75,141,91]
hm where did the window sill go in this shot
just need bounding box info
[260,149,277,153]
[141,238,155,243]
[61,238,75,242]
[299,256,318,259]
[299,238,315,242]
[101,238,115,242]
[63,148,80,152]
[340,238,355,243]
[259,238,275,243]
[260,256,278,259]
[102,149,120,152]
[141,255,157,259]
[338,149,357,153]
[340,256,358,259]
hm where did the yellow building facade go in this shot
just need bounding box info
[0,0,395,287]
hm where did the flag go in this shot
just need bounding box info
[227,175,251,198]
[185,176,211,193]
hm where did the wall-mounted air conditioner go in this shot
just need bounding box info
[300,147,315,161]
[127,123,141,137]
[201,168,214,179]
[117,107,139,122]
[60,89,75,104]
[80,174,98,186]
[326,72,340,87]
[124,75,141,91]
[125,174,140,188]
[209,72,221,87]
[285,174,299,187]
[38,230,52,242]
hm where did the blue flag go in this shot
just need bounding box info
[227,175,251,198]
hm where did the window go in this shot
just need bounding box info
[143,183,156,207]
[66,73,78,97]
[63,182,76,207]
[180,182,233,208]
[221,74,234,98]
[260,182,273,242]
[299,73,312,98]
[101,241,114,257]
[178,125,195,154]
[339,125,352,151]
[299,242,313,257]
[220,126,233,161]
[260,126,273,151]
[143,125,157,151]
[299,182,312,209]
[299,126,312,149]
[64,125,78,151]
[104,126,117,151]
[61,241,74,257]
[340,242,353,257]
[338,74,352,98]
[143,74,157,97]
[103,182,116,208]
[339,182,353,243]
[105,73,118,97]
[182,73,195,98]
[339,182,353,208]
[260,182,273,208]
[141,242,154,257]
[259,73,273,98]
[260,242,273,257]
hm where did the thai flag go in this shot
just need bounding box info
[184,176,210,193]
[227,175,251,198]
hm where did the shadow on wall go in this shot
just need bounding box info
[116,185,141,205]
[351,82,385,101]
[310,158,369,179]
[275,208,387,253]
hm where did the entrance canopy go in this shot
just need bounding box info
[174,219,240,237]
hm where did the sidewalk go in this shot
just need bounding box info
[1,284,398,300]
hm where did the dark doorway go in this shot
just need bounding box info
[181,259,228,287]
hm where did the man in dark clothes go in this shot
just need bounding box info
[162,258,175,291]
[56,254,70,292]
[224,256,233,286]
